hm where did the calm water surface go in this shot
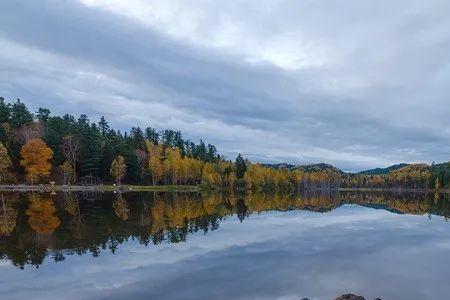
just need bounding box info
[1,191,450,300]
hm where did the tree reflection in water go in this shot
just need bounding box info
[0,190,449,269]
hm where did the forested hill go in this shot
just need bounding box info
[263,163,344,174]
[358,163,408,175]
[297,163,344,174]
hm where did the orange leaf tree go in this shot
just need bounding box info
[26,195,61,235]
[20,138,53,184]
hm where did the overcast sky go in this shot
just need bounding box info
[1,0,449,171]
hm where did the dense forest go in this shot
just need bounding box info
[0,97,449,191]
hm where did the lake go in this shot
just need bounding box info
[1,191,450,300]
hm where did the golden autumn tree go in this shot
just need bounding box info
[435,177,441,190]
[0,194,18,236]
[146,141,163,185]
[0,142,12,183]
[59,161,74,185]
[113,193,129,221]
[26,195,61,235]
[110,155,127,185]
[20,138,53,184]
[164,147,182,184]
[202,163,221,186]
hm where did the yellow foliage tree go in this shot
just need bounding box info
[59,161,74,185]
[146,141,163,185]
[435,177,441,190]
[0,142,12,183]
[110,155,127,185]
[20,138,53,184]
[113,193,129,221]
[164,147,182,184]
[0,194,18,236]
[202,163,221,186]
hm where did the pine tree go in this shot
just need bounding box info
[145,126,159,144]
[98,116,110,136]
[36,108,50,123]
[10,99,33,128]
[0,97,10,124]
[130,127,145,149]
[196,140,207,161]
[235,154,247,179]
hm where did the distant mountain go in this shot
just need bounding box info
[431,162,450,169]
[297,163,344,174]
[358,163,408,175]
[262,163,344,174]
[261,163,297,170]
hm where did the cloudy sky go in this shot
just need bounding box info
[1,0,450,171]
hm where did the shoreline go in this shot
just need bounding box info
[0,184,201,192]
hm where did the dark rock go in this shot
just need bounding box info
[300,298,310,300]
[335,294,366,300]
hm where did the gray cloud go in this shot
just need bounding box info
[1,0,450,171]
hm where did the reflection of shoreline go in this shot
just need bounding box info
[0,184,200,192]
[1,191,449,268]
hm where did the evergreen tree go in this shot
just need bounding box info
[36,108,50,123]
[207,144,217,162]
[10,99,33,128]
[196,140,207,161]
[98,116,109,136]
[0,97,10,123]
[78,123,102,178]
[130,127,145,149]
[145,126,159,144]
[235,154,247,179]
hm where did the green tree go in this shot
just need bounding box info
[98,116,109,136]
[235,154,247,179]
[36,108,50,123]
[10,99,33,128]
[145,126,159,145]
[0,97,10,124]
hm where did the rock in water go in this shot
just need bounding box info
[335,294,366,300]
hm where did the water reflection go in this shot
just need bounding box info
[1,191,450,300]
[1,190,449,269]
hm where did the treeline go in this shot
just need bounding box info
[342,163,450,190]
[0,98,224,185]
[1,97,449,191]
